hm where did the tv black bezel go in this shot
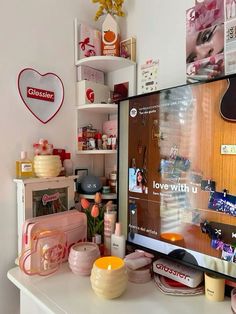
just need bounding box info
[117,73,236,283]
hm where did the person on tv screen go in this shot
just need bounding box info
[131,169,147,194]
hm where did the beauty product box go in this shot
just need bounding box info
[77,65,105,84]
[78,23,101,59]
[187,0,235,36]
[77,80,110,105]
[120,37,136,62]
[102,14,120,56]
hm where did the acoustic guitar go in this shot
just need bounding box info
[220,76,236,121]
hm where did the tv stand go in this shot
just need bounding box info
[7,264,231,314]
[168,249,198,265]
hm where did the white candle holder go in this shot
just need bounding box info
[34,155,62,178]
[90,256,128,299]
[68,242,100,276]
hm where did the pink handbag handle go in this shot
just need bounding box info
[19,229,66,276]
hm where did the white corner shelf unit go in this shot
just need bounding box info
[74,18,137,185]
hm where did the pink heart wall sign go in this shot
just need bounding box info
[18,68,64,124]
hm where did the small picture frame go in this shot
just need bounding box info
[201,179,216,192]
[120,37,136,62]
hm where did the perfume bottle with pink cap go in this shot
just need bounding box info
[111,222,126,258]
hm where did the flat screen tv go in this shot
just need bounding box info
[118,74,236,281]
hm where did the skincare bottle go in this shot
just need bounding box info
[16,151,33,178]
[104,207,117,255]
[111,222,126,258]
[232,0,236,18]
[63,152,73,176]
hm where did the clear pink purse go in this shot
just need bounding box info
[19,210,87,276]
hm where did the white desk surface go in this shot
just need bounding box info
[7,264,231,314]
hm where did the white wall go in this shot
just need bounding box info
[0,0,194,313]
[123,0,195,91]
[0,1,98,313]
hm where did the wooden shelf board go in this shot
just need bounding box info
[76,150,117,155]
[79,193,117,200]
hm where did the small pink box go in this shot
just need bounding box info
[78,24,101,59]
[77,65,104,84]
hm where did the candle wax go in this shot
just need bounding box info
[95,256,124,270]
[73,243,97,252]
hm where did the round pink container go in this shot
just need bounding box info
[68,242,100,276]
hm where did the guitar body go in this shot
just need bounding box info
[220,77,236,121]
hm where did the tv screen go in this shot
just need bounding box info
[118,75,236,280]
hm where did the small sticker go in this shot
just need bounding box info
[221,145,236,155]
[130,108,137,117]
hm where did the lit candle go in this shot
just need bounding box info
[68,242,100,276]
[160,232,185,246]
[90,256,128,299]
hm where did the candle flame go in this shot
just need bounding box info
[107,264,112,270]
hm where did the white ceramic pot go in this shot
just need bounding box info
[34,155,62,178]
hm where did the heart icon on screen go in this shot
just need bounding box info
[18,68,64,124]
